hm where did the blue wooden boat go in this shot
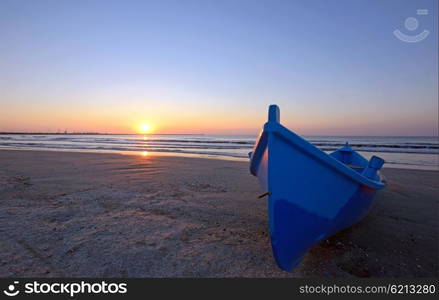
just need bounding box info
[249,105,386,271]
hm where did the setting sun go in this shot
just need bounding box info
[138,123,152,134]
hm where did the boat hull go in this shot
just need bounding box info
[270,185,377,270]
[250,105,385,271]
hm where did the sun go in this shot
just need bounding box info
[138,123,152,134]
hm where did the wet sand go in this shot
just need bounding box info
[0,150,437,277]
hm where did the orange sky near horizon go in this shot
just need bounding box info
[1,101,437,136]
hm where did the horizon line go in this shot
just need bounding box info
[0,131,437,138]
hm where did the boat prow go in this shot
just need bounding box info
[249,105,386,271]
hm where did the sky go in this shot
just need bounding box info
[0,0,437,135]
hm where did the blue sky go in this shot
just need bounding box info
[0,0,437,135]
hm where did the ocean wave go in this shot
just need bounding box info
[1,141,438,155]
[1,134,438,169]
[1,136,438,149]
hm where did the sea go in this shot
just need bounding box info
[0,134,437,170]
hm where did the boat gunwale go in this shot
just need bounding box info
[250,121,385,190]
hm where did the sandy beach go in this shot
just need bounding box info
[0,150,437,278]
